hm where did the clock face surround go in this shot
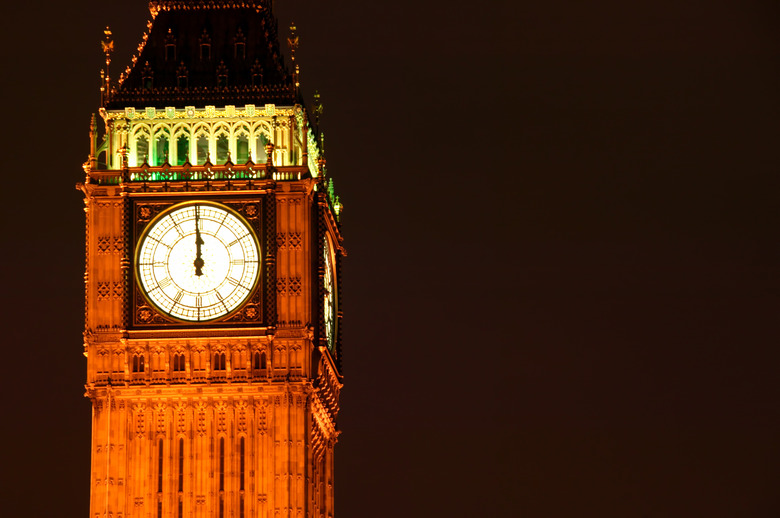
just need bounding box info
[136,201,260,322]
[323,235,336,350]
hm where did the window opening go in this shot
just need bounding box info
[142,62,154,90]
[196,135,209,164]
[176,135,189,165]
[135,134,149,165]
[176,62,188,89]
[155,134,169,166]
[235,28,246,59]
[255,133,268,163]
[214,352,226,371]
[216,135,229,164]
[251,59,263,86]
[217,61,228,88]
[237,134,249,163]
[173,353,186,372]
[165,29,176,61]
[199,29,212,61]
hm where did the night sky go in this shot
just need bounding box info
[1,1,778,516]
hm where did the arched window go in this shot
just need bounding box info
[235,28,246,60]
[253,351,267,371]
[216,134,229,164]
[237,134,249,163]
[214,352,226,371]
[173,353,185,372]
[165,28,176,61]
[176,134,189,165]
[133,354,145,373]
[154,132,169,166]
[176,62,188,89]
[255,133,268,163]
[251,59,263,86]
[199,29,212,61]
[135,134,149,166]
[196,135,209,165]
[217,61,228,88]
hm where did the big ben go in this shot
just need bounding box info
[77,2,344,517]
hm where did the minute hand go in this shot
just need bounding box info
[194,206,205,276]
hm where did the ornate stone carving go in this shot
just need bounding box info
[276,277,301,296]
[133,403,147,438]
[195,401,207,437]
[255,402,267,435]
[236,401,248,432]
[215,401,228,432]
[154,402,167,434]
[175,402,187,434]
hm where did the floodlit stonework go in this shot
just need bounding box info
[78,2,344,517]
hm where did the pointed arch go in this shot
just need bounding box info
[130,125,151,167]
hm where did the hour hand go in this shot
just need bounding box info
[194,208,205,276]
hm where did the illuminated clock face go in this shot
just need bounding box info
[136,202,260,322]
[323,236,336,349]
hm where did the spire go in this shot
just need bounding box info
[313,90,323,127]
[288,22,300,93]
[105,1,293,109]
[100,27,114,105]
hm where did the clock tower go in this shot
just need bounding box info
[77,2,344,518]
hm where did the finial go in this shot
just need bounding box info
[89,114,98,170]
[102,27,114,65]
[100,27,114,105]
[288,23,299,62]
[288,23,300,91]
[265,142,275,170]
[313,90,323,127]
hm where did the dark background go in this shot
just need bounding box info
[1,0,778,516]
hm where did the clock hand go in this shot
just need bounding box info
[194,205,205,276]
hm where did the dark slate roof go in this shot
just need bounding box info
[106,0,296,109]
